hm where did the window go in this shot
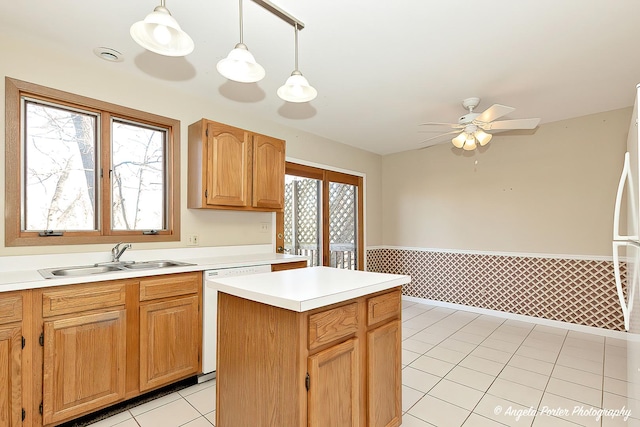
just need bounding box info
[5,77,180,246]
[277,162,364,270]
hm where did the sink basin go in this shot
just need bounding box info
[122,260,193,270]
[38,260,195,279]
[47,265,124,277]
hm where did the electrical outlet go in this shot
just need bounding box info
[187,234,199,246]
[259,223,269,233]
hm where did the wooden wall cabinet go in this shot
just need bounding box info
[0,292,24,427]
[188,119,285,212]
[217,287,402,427]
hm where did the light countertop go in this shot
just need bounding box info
[207,266,410,312]
[0,245,307,292]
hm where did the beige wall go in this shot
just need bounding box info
[382,108,631,256]
[0,30,383,256]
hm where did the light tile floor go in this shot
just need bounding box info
[90,299,640,427]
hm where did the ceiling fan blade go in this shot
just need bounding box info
[475,104,515,123]
[419,122,464,129]
[418,130,461,144]
[483,118,541,130]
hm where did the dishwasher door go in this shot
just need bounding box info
[201,264,272,382]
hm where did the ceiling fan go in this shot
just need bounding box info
[419,97,541,151]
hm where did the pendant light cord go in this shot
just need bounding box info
[294,23,299,71]
[239,0,244,44]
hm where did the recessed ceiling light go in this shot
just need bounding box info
[93,47,124,62]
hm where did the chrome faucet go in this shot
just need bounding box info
[111,242,132,263]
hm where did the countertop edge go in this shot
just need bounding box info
[0,254,308,292]
[211,268,410,312]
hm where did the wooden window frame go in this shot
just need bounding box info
[277,162,365,270]
[5,77,181,246]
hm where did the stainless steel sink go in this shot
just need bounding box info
[121,260,193,270]
[46,265,124,277]
[38,260,194,279]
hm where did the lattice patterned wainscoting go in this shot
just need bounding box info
[367,248,625,331]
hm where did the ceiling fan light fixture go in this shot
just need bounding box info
[452,133,466,149]
[463,134,477,151]
[475,129,493,146]
[217,43,266,83]
[420,97,540,151]
[130,2,194,56]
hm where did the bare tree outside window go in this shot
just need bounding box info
[111,120,166,231]
[24,101,97,231]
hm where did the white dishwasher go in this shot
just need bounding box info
[200,264,272,382]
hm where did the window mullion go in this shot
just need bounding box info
[100,113,112,236]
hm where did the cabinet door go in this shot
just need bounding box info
[206,122,250,207]
[308,338,359,427]
[139,296,199,392]
[367,320,401,427]
[0,325,21,427]
[252,134,285,209]
[43,310,126,425]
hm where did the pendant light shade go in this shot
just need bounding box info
[277,70,317,103]
[130,1,194,57]
[217,43,265,83]
[278,24,317,103]
[217,0,265,83]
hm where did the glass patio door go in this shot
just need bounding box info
[284,173,322,266]
[328,173,358,269]
[277,163,363,270]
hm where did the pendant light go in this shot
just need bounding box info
[277,23,317,103]
[217,0,265,83]
[130,0,194,57]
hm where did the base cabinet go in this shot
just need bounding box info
[307,338,360,427]
[0,324,22,427]
[217,287,402,427]
[367,320,401,427]
[34,272,202,427]
[42,310,126,425]
[0,292,23,427]
[139,296,199,392]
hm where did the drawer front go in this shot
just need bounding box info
[271,261,307,272]
[367,290,401,326]
[0,293,22,325]
[42,282,126,318]
[308,302,358,350]
[139,272,201,302]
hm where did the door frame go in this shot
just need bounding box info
[276,161,365,270]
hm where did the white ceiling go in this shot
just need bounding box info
[2,0,640,155]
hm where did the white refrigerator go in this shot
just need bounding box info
[612,83,640,417]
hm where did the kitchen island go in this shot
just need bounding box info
[208,266,410,427]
